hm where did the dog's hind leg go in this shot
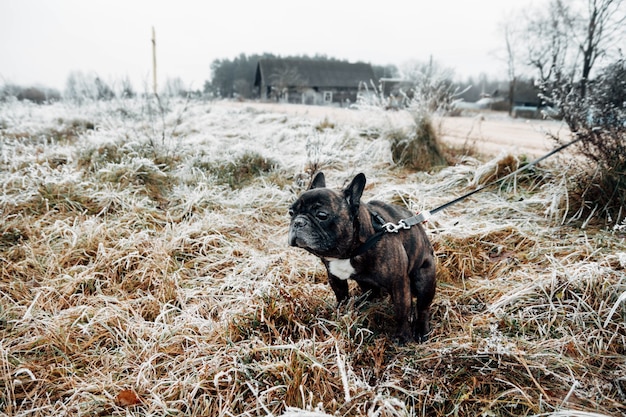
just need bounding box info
[411,260,436,342]
[390,275,413,344]
[356,281,382,300]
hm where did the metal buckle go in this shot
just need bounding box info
[383,220,410,233]
[382,211,430,233]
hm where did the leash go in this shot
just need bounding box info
[352,136,583,256]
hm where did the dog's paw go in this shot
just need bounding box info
[414,332,429,344]
[393,330,413,345]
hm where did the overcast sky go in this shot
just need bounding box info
[1,0,547,92]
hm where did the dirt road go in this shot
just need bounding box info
[435,113,571,157]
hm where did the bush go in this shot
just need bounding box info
[0,84,61,104]
[389,114,447,171]
[98,158,174,202]
[197,151,279,189]
[548,58,626,225]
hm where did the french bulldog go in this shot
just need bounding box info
[288,172,436,343]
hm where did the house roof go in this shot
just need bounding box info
[254,59,375,89]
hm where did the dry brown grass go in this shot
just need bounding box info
[0,99,624,416]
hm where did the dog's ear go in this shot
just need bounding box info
[308,172,326,190]
[343,173,366,211]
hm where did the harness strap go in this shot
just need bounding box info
[347,211,384,257]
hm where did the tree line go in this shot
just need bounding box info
[0,71,196,104]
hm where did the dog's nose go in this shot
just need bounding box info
[293,216,308,228]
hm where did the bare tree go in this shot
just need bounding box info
[523,0,625,97]
[399,57,457,114]
[524,1,573,83]
[561,0,625,96]
[162,77,187,97]
[64,71,99,103]
[233,78,252,99]
[268,66,305,102]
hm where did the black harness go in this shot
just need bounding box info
[349,210,390,257]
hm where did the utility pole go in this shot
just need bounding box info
[152,27,157,96]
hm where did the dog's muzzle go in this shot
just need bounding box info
[288,215,309,247]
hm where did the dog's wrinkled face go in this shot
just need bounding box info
[288,190,343,255]
[288,172,363,258]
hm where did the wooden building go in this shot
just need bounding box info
[254,58,375,106]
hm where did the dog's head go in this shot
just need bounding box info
[288,172,366,258]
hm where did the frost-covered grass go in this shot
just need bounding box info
[1,98,625,416]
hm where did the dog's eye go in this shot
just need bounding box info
[288,208,294,217]
[316,211,328,220]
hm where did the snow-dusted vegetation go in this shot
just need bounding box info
[1,97,625,416]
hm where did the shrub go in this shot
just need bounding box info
[197,151,279,189]
[547,58,626,225]
[355,61,457,172]
[0,84,61,103]
[314,117,335,131]
[98,158,174,202]
[389,114,447,171]
[76,143,124,172]
[42,118,95,145]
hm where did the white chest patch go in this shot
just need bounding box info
[326,258,356,281]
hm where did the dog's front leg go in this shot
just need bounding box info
[327,273,350,305]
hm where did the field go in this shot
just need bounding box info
[1,97,625,416]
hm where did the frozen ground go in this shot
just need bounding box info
[0,98,623,416]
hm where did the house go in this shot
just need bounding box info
[254,58,376,106]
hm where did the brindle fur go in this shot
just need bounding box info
[289,172,436,343]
